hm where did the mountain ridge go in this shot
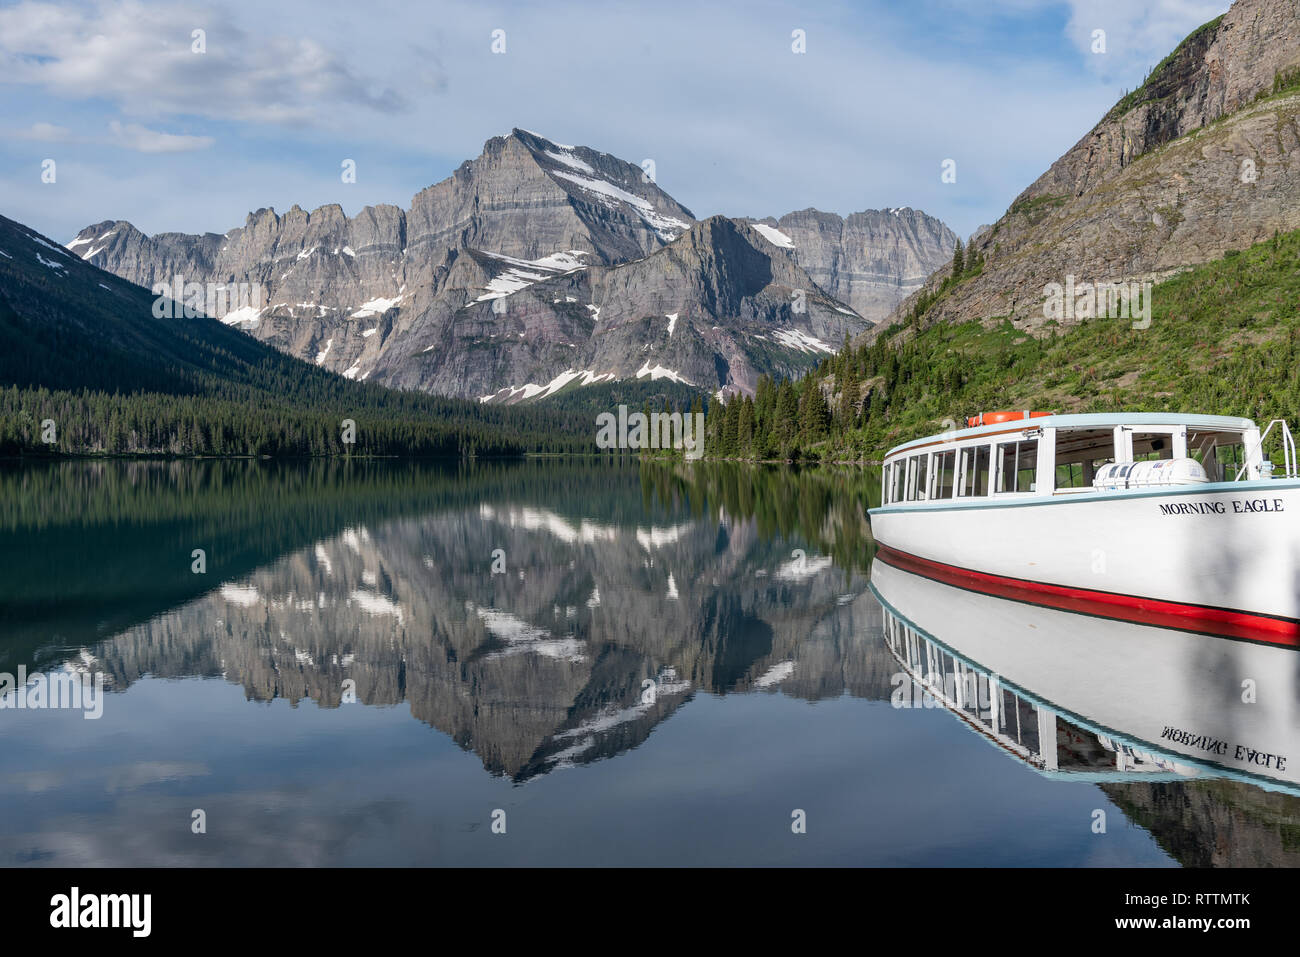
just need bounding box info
[69,129,955,401]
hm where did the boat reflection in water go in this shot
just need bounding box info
[871,556,1300,796]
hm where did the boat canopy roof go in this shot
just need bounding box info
[883,412,1258,460]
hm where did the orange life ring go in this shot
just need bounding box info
[966,410,1052,428]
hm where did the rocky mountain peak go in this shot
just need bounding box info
[742,206,957,321]
[245,207,278,228]
[68,128,956,401]
[879,0,1300,336]
[1027,0,1300,206]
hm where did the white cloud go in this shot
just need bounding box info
[1061,0,1231,76]
[0,0,406,125]
[13,121,71,141]
[108,120,213,152]
[1,0,1232,245]
[7,118,211,152]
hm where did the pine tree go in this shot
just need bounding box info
[755,374,775,433]
[737,397,755,455]
[952,239,965,278]
[774,380,798,448]
[800,380,830,441]
[722,398,740,455]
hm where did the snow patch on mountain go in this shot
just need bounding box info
[517,129,573,149]
[772,328,834,354]
[222,305,263,326]
[543,149,594,174]
[479,367,615,403]
[350,295,402,318]
[635,362,692,385]
[473,250,589,302]
[69,229,116,255]
[27,233,71,258]
[551,170,691,240]
[751,223,795,249]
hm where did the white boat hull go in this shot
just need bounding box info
[869,479,1300,639]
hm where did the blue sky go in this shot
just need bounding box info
[0,0,1230,244]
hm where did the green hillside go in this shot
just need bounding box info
[714,226,1300,462]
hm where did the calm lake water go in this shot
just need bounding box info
[0,458,1294,866]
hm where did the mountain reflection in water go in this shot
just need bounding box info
[0,459,1294,866]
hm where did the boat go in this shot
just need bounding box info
[867,411,1300,645]
[870,558,1300,794]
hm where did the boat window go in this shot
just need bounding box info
[892,460,906,502]
[1132,431,1174,462]
[1188,431,1246,482]
[958,445,991,497]
[932,449,956,499]
[1188,435,1216,482]
[1054,428,1115,488]
[906,453,929,501]
[1056,461,1085,488]
[995,440,1038,493]
[1216,440,1247,480]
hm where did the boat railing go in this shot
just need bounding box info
[1235,419,1298,481]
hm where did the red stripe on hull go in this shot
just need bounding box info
[875,545,1300,648]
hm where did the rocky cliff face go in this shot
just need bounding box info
[69,130,954,400]
[746,208,957,321]
[879,0,1300,335]
[450,216,867,402]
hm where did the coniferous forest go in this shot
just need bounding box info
[8,212,1299,463]
[0,214,598,457]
